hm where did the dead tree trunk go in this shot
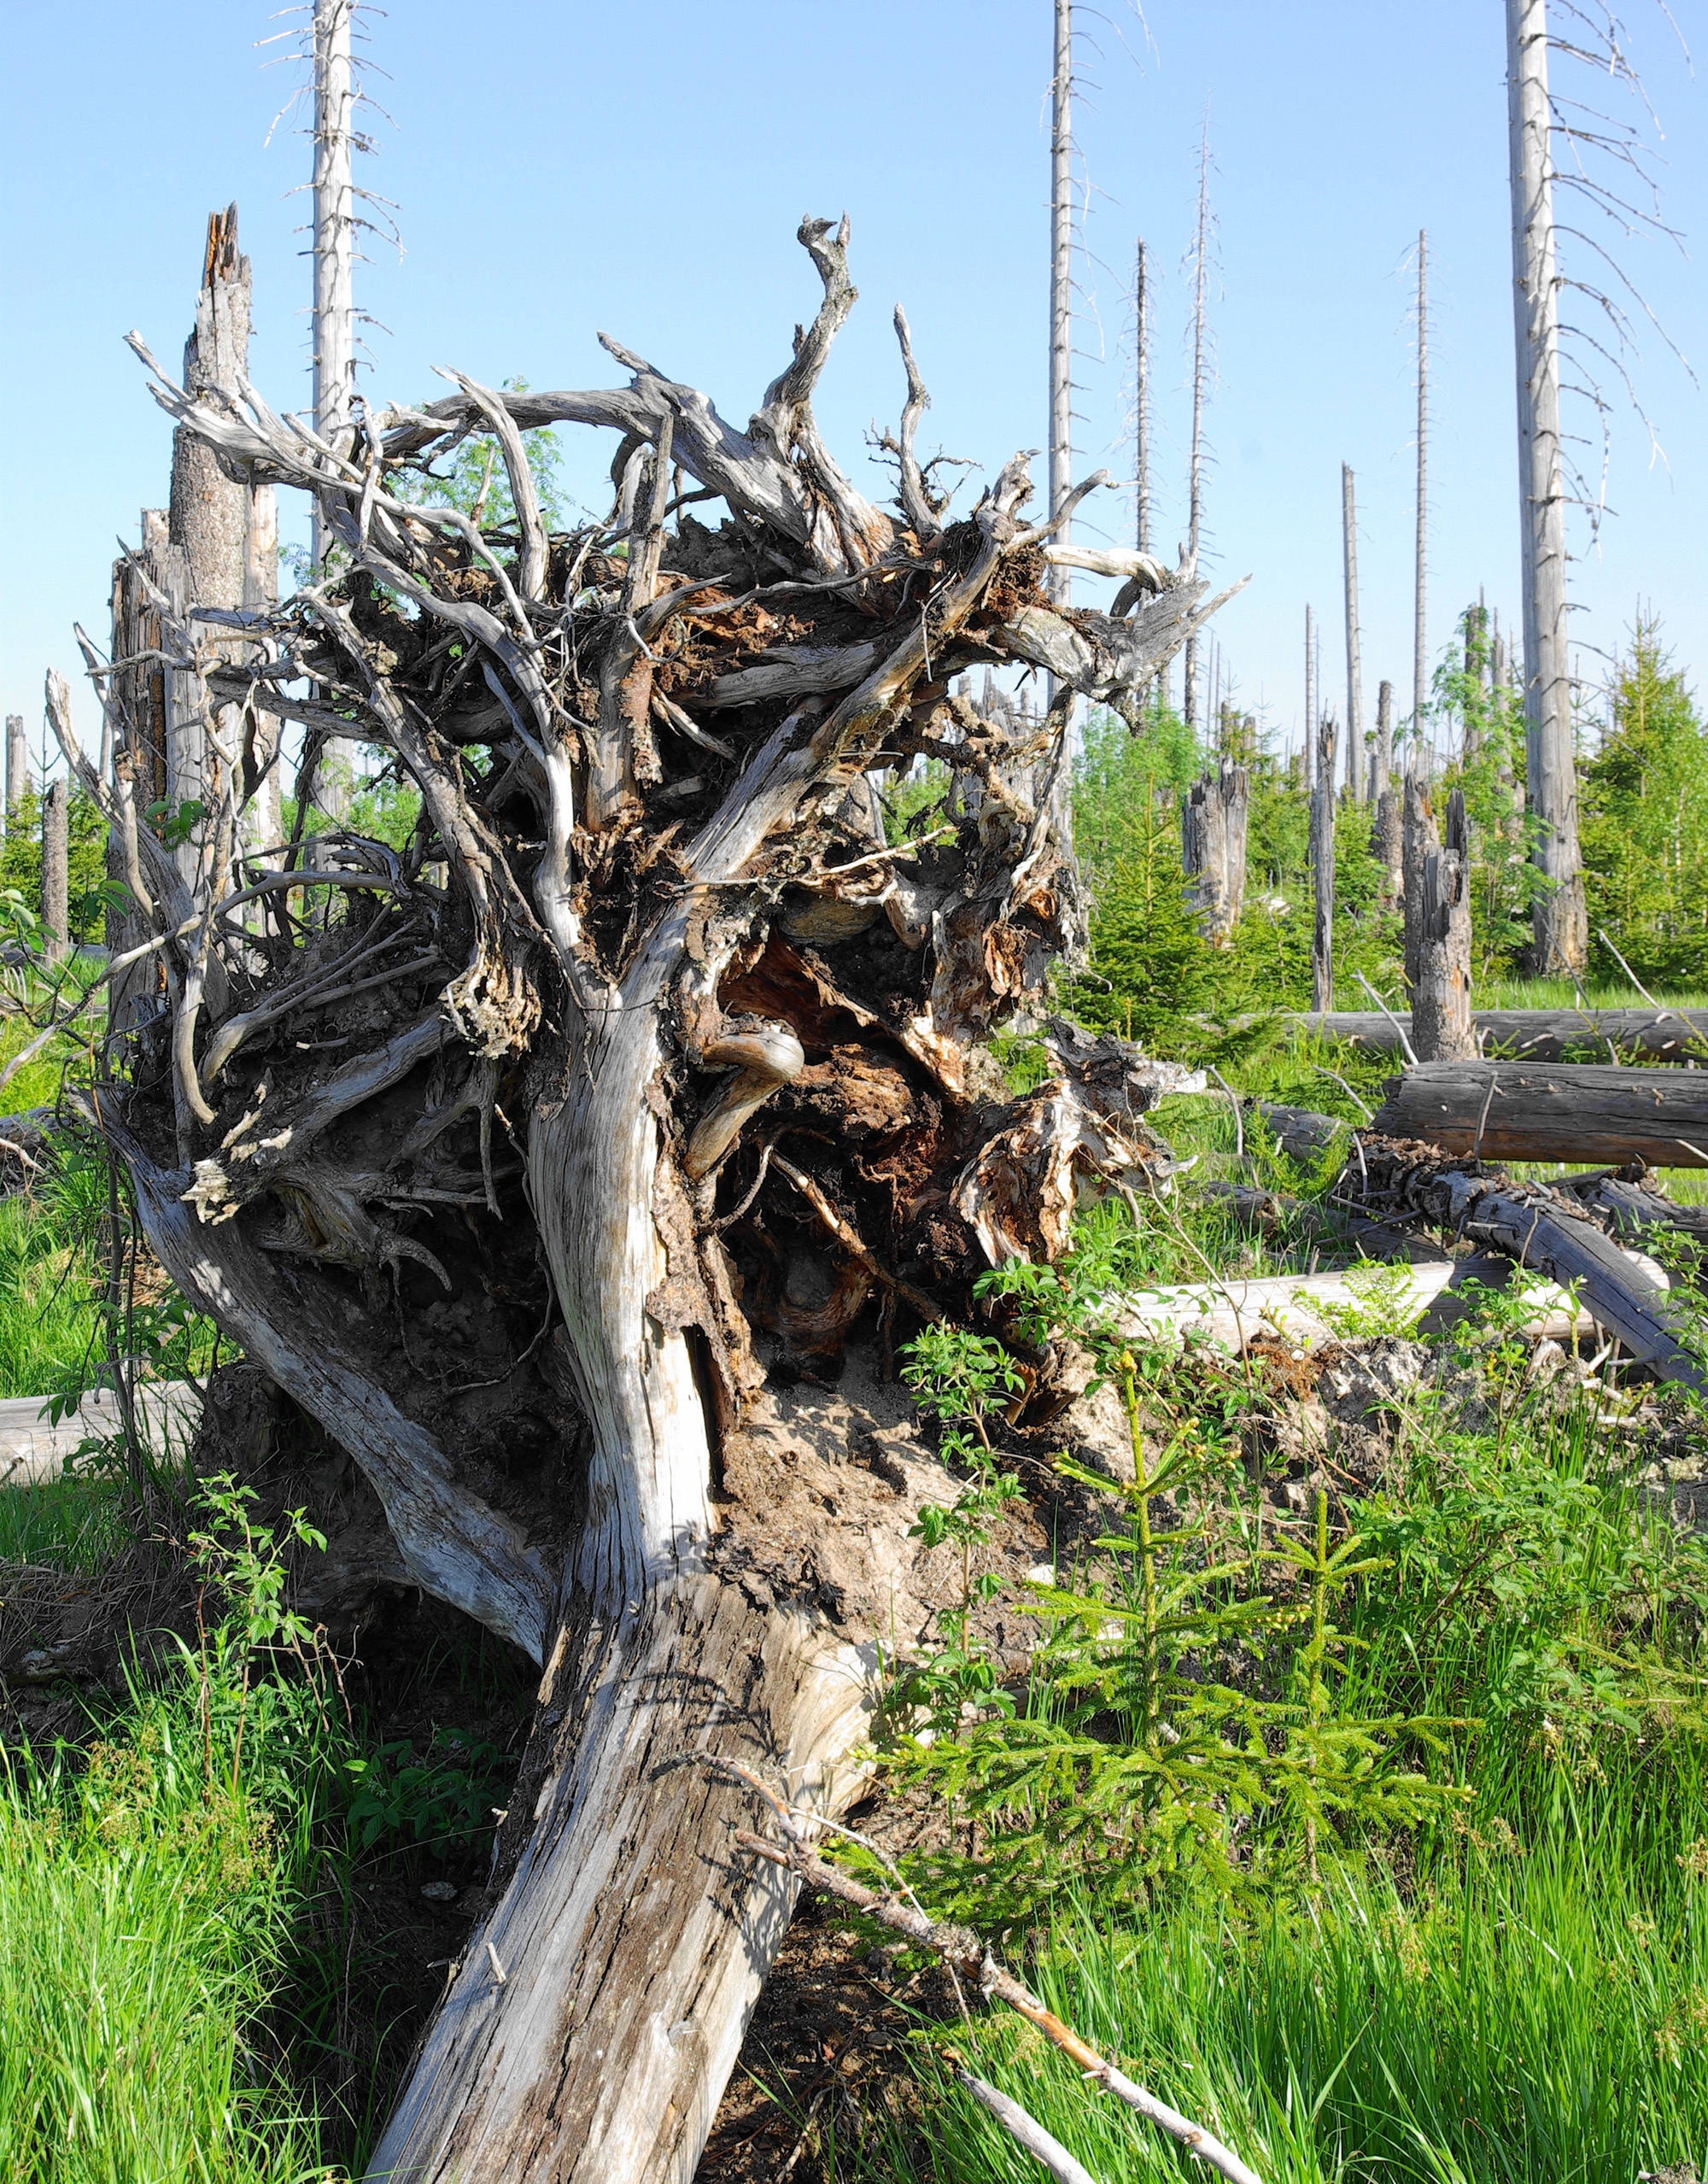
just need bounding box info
[1290,1005,1708,1063]
[3,716,26,823]
[1312,711,1338,1010]
[1369,1060,1708,1168]
[42,779,68,966]
[1303,602,1316,796]
[1506,0,1588,974]
[60,218,1237,2184]
[1349,1136,1706,1396]
[1133,237,1150,557]
[171,207,282,881]
[1413,229,1430,774]
[1180,763,1249,946]
[1401,775,1435,999]
[1182,117,1211,735]
[311,0,362,819]
[1342,463,1364,805]
[1411,786,1474,1061]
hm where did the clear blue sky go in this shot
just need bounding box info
[3,1,1702,770]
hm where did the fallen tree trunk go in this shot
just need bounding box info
[1368,1060,1708,1168]
[1118,1256,1595,1354]
[1347,1137,1707,1396]
[1291,1006,1708,1062]
[59,214,1239,2184]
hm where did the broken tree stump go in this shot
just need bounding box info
[1410,786,1473,1062]
[1369,1060,1708,1168]
[1180,760,1249,945]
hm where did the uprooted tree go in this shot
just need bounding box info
[51,215,1233,2181]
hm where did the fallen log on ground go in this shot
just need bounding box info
[1118,1258,1597,1355]
[1291,1007,1708,1063]
[1555,1169,1708,1251]
[1368,1061,1708,1168]
[1347,1138,1708,1397]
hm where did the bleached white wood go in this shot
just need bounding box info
[1506,0,1587,972]
[1342,463,1365,803]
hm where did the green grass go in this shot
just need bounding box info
[857,1246,1708,2184]
[883,1833,1707,2184]
[0,1735,325,2183]
[0,1469,132,1570]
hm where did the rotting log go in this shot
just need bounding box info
[52,214,1240,2184]
[1348,1136,1706,1395]
[1290,1007,1708,1062]
[1117,1258,1594,1355]
[1369,1060,1708,1168]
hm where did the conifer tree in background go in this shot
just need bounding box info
[1582,618,1708,987]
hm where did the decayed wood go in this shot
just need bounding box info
[1555,1169,1708,1250]
[67,211,1243,2184]
[367,1583,875,2184]
[1290,1005,1708,1062]
[1369,1060,1708,1168]
[1342,463,1364,804]
[1349,1137,1705,1396]
[1410,787,1474,1062]
[1401,776,1433,1001]
[1180,762,1249,945]
[41,780,69,965]
[3,715,25,821]
[1506,0,1587,974]
[1311,712,1337,1010]
[1120,1258,1592,1355]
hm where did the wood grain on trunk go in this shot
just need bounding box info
[1292,1007,1708,1062]
[1370,1060,1708,1168]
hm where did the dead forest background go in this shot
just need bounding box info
[3,1,1708,2179]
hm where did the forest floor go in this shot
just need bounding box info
[2,1033,1706,2182]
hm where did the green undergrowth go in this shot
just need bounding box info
[873,1831,1707,2182]
[0,1468,528,2180]
[0,1131,220,1401]
[845,1215,1708,2183]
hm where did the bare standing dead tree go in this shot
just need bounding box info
[1303,600,1316,796]
[1132,236,1152,556]
[4,715,26,822]
[1312,711,1339,1010]
[54,217,1236,2184]
[1413,228,1430,778]
[1342,462,1365,805]
[1182,114,1214,735]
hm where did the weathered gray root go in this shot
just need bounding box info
[86,1099,553,1660]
